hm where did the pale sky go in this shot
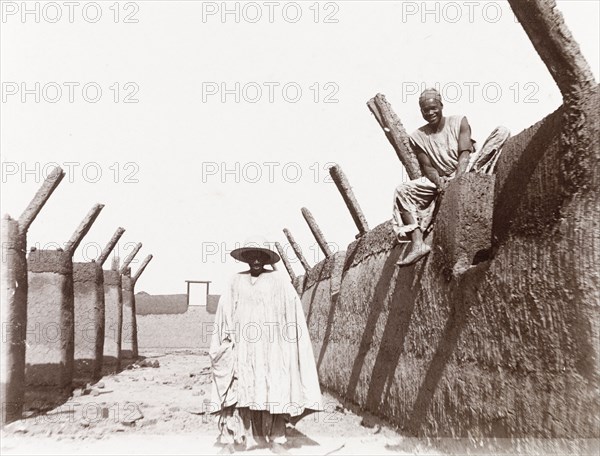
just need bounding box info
[1,0,599,295]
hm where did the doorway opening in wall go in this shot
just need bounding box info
[186,280,211,306]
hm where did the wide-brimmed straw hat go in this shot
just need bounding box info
[230,235,281,265]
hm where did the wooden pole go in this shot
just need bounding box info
[98,227,126,266]
[301,207,332,258]
[275,242,297,281]
[507,0,596,100]
[283,229,311,273]
[329,165,370,237]
[120,242,142,274]
[132,255,153,285]
[367,93,422,180]
[18,167,65,233]
[65,204,105,255]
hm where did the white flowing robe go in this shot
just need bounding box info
[209,270,322,418]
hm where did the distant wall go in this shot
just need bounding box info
[206,294,220,314]
[136,292,221,315]
[137,304,216,350]
[302,91,599,438]
[135,293,187,315]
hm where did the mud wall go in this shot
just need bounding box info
[137,305,216,350]
[136,293,188,315]
[103,270,122,372]
[25,250,74,391]
[121,275,137,358]
[135,293,220,315]
[302,91,599,438]
[73,262,104,382]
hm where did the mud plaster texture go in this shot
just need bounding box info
[73,262,105,383]
[301,90,600,439]
[121,275,138,359]
[103,270,122,373]
[293,276,306,295]
[25,250,74,401]
[1,218,28,423]
[434,173,495,276]
[301,252,346,326]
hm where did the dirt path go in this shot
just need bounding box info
[3,350,595,455]
[1,349,442,455]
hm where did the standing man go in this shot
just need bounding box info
[209,236,322,454]
[393,88,511,266]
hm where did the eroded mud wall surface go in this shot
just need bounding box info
[121,275,138,359]
[73,262,104,383]
[301,252,345,364]
[303,91,599,438]
[25,250,74,392]
[103,270,122,373]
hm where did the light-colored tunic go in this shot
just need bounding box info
[392,120,510,239]
[410,115,466,177]
[209,270,322,417]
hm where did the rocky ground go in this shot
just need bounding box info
[1,349,596,455]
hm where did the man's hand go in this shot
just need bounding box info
[456,149,471,177]
[224,329,235,343]
[415,147,448,192]
[436,175,450,194]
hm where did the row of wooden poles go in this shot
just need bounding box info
[1,167,153,425]
[0,91,448,426]
[276,166,368,281]
[275,94,422,281]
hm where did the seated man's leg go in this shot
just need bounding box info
[469,126,511,174]
[393,178,437,266]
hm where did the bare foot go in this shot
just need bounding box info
[270,442,290,454]
[218,444,235,454]
[396,244,431,267]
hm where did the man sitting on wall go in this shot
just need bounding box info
[393,88,510,266]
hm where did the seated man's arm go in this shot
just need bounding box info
[415,146,444,189]
[456,117,473,176]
